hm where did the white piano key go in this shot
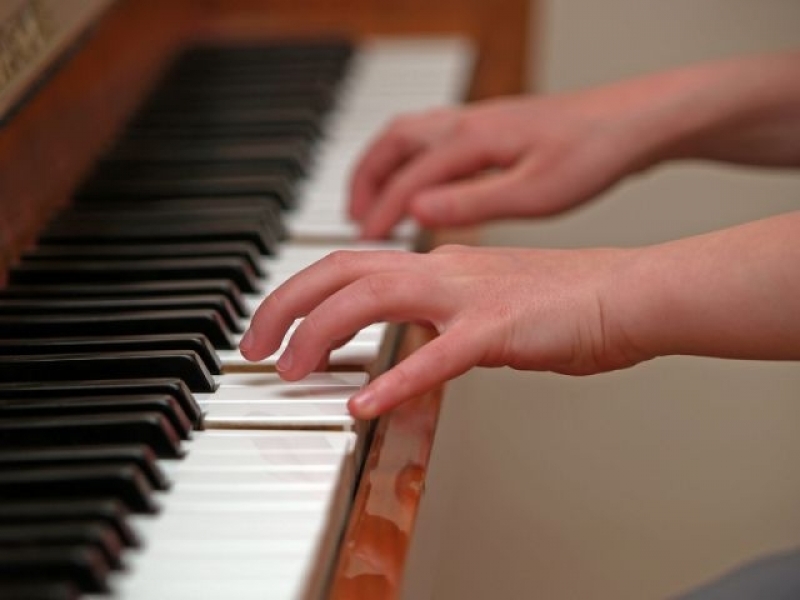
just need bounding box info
[197,372,363,430]
[92,430,356,600]
[219,322,386,367]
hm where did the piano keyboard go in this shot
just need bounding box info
[0,37,473,600]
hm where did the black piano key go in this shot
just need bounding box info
[0,413,183,460]
[51,213,280,260]
[106,136,311,174]
[88,160,299,188]
[0,350,216,392]
[0,462,158,513]
[131,105,320,128]
[174,38,352,60]
[79,174,296,208]
[0,546,110,593]
[0,379,201,426]
[0,311,236,350]
[39,220,278,256]
[0,499,139,548]
[9,256,262,293]
[68,195,289,243]
[0,394,192,442]
[0,280,248,317]
[122,120,320,142]
[0,334,221,375]
[26,241,266,276]
[0,444,168,490]
[0,295,242,332]
[138,98,331,127]
[0,521,125,570]
[148,80,335,103]
[0,582,79,600]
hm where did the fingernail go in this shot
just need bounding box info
[239,329,254,354]
[276,348,293,372]
[349,389,376,419]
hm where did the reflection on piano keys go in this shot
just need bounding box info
[0,34,474,599]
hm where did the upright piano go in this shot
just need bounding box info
[0,1,529,598]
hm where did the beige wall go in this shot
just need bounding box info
[404,1,800,599]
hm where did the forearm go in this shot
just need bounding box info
[596,51,800,171]
[618,211,800,363]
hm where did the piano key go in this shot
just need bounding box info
[0,500,139,548]
[86,164,300,198]
[0,295,242,332]
[0,379,200,425]
[219,322,388,369]
[0,582,80,600]
[0,445,168,491]
[66,195,288,243]
[0,547,110,594]
[107,134,310,169]
[197,372,367,431]
[121,120,320,143]
[0,280,248,317]
[0,463,158,513]
[86,430,357,600]
[0,413,182,460]
[9,257,262,293]
[79,174,297,208]
[39,221,278,256]
[53,208,282,252]
[0,311,236,350]
[0,351,216,393]
[0,334,221,374]
[0,394,192,441]
[0,522,125,570]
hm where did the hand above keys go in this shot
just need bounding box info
[348,51,800,239]
[347,93,648,239]
[239,244,646,419]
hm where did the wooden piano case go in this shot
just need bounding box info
[0,1,531,597]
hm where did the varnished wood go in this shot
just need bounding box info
[0,1,531,597]
[329,325,444,599]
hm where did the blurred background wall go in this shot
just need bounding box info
[404,1,800,598]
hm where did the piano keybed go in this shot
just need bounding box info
[0,37,473,600]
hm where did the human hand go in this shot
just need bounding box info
[349,51,800,239]
[239,244,646,419]
[348,89,660,239]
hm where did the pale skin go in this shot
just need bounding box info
[239,50,800,419]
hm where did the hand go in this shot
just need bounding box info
[349,51,800,239]
[239,245,645,419]
[348,90,658,239]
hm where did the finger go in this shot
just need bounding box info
[359,134,508,239]
[408,167,537,226]
[348,324,486,419]
[240,250,422,360]
[276,272,448,380]
[348,116,432,222]
[313,332,358,371]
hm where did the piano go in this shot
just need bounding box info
[0,1,529,598]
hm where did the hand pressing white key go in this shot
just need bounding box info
[239,215,800,420]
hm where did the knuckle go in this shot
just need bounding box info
[361,272,399,302]
[294,313,325,347]
[385,114,416,139]
[324,249,360,272]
